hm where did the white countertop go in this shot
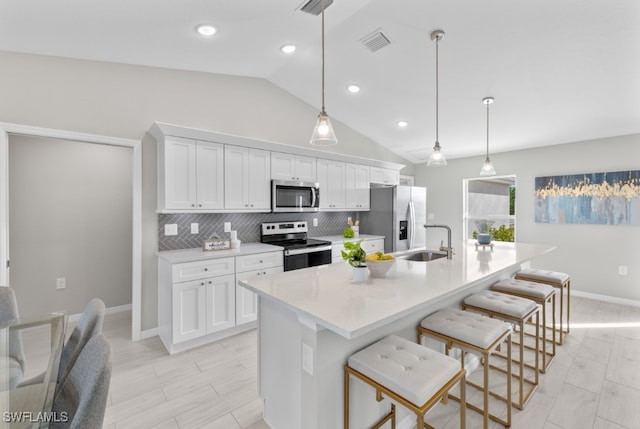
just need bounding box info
[240,241,555,339]
[314,234,385,244]
[157,242,283,264]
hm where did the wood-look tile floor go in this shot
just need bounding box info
[21,295,640,428]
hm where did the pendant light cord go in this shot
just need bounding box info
[321,0,326,113]
[435,37,439,143]
[486,101,490,158]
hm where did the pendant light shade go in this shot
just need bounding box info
[310,0,337,146]
[427,30,447,166]
[479,96,496,176]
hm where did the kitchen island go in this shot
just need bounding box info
[239,240,555,429]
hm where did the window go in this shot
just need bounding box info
[463,175,516,242]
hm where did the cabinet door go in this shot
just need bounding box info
[247,148,271,210]
[196,141,224,209]
[317,159,345,210]
[224,146,249,209]
[272,153,316,182]
[172,280,207,343]
[205,274,236,334]
[370,167,399,186]
[345,163,369,210]
[294,156,317,182]
[235,266,283,325]
[163,137,197,209]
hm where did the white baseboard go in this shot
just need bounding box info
[67,303,132,323]
[572,290,640,308]
[140,328,159,340]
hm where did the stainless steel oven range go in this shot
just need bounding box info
[260,221,332,271]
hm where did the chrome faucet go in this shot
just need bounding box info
[424,224,454,259]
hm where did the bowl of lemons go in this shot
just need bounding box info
[365,252,396,278]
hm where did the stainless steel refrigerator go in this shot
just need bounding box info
[359,186,427,253]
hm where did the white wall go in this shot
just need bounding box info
[415,133,640,301]
[9,135,132,316]
[0,50,412,331]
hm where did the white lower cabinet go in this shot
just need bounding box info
[235,252,283,325]
[159,249,283,354]
[331,238,385,263]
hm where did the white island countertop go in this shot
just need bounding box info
[240,240,555,339]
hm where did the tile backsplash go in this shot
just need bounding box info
[158,212,357,251]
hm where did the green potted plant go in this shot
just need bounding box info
[474,219,495,245]
[341,240,367,281]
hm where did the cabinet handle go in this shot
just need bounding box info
[201,282,205,286]
[204,268,208,271]
[198,204,202,207]
[260,260,263,263]
[251,204,254,207]
[191,204,196,207]
[263,271,266,275]
[245,204,249,207]
[208,281,212,284]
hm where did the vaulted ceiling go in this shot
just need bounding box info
[1,0,638,163]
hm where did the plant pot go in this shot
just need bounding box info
[477,233,492,245]
[352,266,368,282]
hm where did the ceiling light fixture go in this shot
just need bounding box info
[347,84,360,93]
[427,30,447,166]
[310,0,337,146]
[480,97,497,176]
[397,121,408,128]
[195,24,217,37]
[280,44,296,54]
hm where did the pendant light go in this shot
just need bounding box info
[480,96,497,176]
[310,0,337,146]
[427,30,447,166]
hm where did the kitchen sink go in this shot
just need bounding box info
[399,250,448,262]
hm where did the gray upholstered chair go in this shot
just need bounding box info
[19,298,105,389]
[51,333,112,429]
[0,286,26,388]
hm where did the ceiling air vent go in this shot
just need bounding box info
[360,29,392,53]
[298,0,334,16]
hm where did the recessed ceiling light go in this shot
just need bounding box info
[196,24,217,37]
[397,121,408,128]
[280,44,297,54]
[347,84,360,93]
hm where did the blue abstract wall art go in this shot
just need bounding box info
[535,170,640,225]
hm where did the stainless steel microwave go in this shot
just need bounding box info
[272,180,320,212]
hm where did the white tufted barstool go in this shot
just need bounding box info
[515,268,570,345]
[463,290,540,409]
[418,307,512,429]
[344,334,466,429]
[491,278,556,372]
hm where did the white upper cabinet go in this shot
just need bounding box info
[345,163,370,210]
[317,159,346,210]
[196,142,225,209]
[224,146,271,211]
[159,136,223,210]
[271,152,317,182]
[370,167,400,186]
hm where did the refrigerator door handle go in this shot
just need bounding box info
[409,201,416,249]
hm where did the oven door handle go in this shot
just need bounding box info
[284,245,332,256]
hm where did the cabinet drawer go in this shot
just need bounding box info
[236,251,283,273]
[172,257,235,283]
[361,239,384,253]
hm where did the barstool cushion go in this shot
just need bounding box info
[492,278,555,300]
[516,268,569,285]
[420,307,511,350]
[348,335,460,406]
[464,290,537,319]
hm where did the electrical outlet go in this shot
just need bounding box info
[164,224,178,236]
[56,277,66,290]
[313,218,318,227]
[428,213,435,220]
[619,266,628,275]
[191,223,199,234]
[224,222,231,233]
[302,343,314,375]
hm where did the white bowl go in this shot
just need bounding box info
[366,259,396,278]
